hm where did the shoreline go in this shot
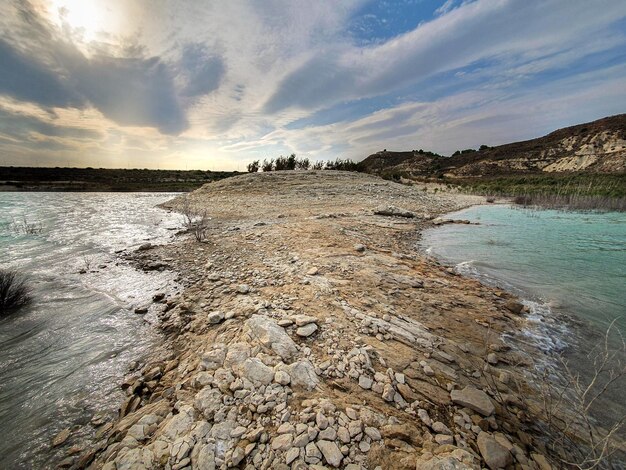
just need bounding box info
[63,171,611,469]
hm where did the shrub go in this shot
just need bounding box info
[247,160,260,173]
[261,159,274,172]
[0,269,31,315]
[180,197,210,242]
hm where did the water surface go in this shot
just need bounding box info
[0,192,181,469]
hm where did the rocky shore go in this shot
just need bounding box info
[68,171,559,469]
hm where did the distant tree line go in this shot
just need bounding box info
[247,154,360,173]
[451,145,492,157]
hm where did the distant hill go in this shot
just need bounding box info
[360,114,626,178]
[0,167,239,191]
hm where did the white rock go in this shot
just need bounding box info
[296,323,318,337]
[317,440,343,467]
[244,315,298,361]
[274,370,291,385]
[208,311,225,324]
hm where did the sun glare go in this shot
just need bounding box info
[49,0,116,42]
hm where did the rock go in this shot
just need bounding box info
[364,427,381,441]
[317,440,343,467]
[380,424,419,443]
[293,315,317,326]
[354,244,366,252]
[374,205,415,218]
[358,375,373,390]
[194,387,223,420]
[435,434,454,445]
[414,447,477,470]
[305,442,322,459]
[335,426,350,444]
[487,353,498,365]
[285,359,319,390]
[504,300,524,315]
[432,422,451,435]
[318,427,337,440]
[274,370,291,385]
[244,315,298,361]
[223,342,250,368]
[286,447,300,464]
[201,348,226,370]
[296,323,318,337]
[382,383,395,401]
[236,358,274,385]
[531,453,552,470]
[52,428,71,447]
[450,386,495,416]
[134,306,148,314]
[418,409,432,427]
[307,267,319,276]
[271,433,294,451]
[208,311,225,324]
[231,447,245,466]
[397,383,419,402]
[237,284,250,294]
[477,432,513,470]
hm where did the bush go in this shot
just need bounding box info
[261,159,274,172]
[0,269,31,314]
[180,197,210,242]
[247,160,260,173]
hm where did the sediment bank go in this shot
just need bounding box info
[69,171,563,469]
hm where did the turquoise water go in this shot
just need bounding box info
[421,205,626,337]
[0,193,181,469]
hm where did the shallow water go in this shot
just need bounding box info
[421,204,626,440]
[0,192,182,469]
[421,204,626,336]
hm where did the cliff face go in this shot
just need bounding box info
[360,114,626,177]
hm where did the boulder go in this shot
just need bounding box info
[236,358,274,385]
[194,388,223,420]
[317,440,343,467]
[285,359,319,390]
[243,315,298,361]
[450,385,495,416]
[296,323,318,337]
[477,432,513,470]
[374,205,415,218]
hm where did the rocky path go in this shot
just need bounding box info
[71,171,555,470]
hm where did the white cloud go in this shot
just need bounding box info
[0,0,625,169]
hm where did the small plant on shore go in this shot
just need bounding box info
[10,216,42,235]
[539,321,625,469]
[180,196,210,243]
[0,269,31,315]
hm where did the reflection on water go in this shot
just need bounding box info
[0,192,181,469]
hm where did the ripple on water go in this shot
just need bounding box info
[0,192,182,469]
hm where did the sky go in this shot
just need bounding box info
[0,0,625,171]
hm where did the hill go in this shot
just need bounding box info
[360,114,626,178]
[0,167,239,191]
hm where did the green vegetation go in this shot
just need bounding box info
[251,155,360,172]
[0,167,239,192]
[0,269,31,315]
[456,173,626,211]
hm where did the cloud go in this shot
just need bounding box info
[0,1,188,135]
[1,0,626,169]
[263,0,626,115]
[178,43,226,98]
[0,38,84,109]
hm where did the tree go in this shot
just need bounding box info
[261,159,274,172]
[247,160,260,173]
